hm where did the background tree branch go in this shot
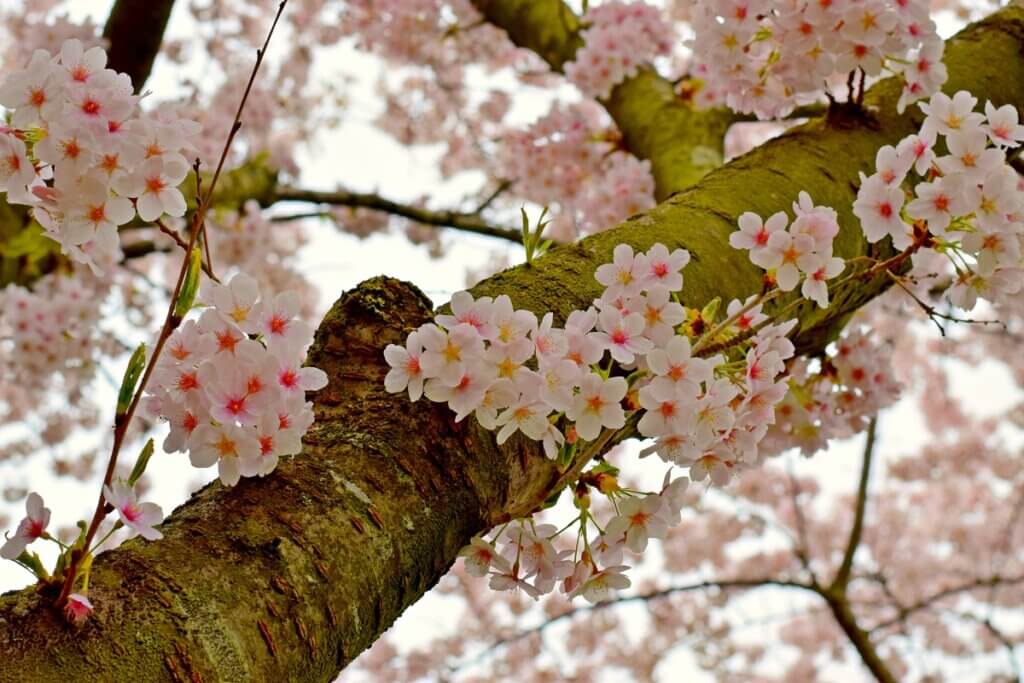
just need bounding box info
[271,186,522,243]
[102,0,177,92]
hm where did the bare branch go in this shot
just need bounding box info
[452,577,816,673]
[833,417,878,590]
[272,186,523,243]
[870,574,1024,633]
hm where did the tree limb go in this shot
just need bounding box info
[271,186,522,243]
[101,0,177,91]
[833,417,878,590]
[2,8,1024,681]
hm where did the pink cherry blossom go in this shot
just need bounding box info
[0,492,50,560]
[103,480,164,540]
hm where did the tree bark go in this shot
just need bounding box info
[102,0,177,92]
[2,7,1024,681]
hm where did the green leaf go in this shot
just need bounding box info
[173,247,202,320]
[116,343,147,418]
[128,438,155,486]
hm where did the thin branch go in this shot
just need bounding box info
[155,218,220,282]
[272,186,523,243]
[833,417,878,590]
[870,574,1024,633]
[451,577,815,673]
[57,0,288,606]
[947,610,1022,683]
[474,180,513,213]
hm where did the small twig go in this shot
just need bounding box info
[474,179,513,214]
[155,218,220,282]
[887,271,1005,336]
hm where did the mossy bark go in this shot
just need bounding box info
[2,7,1024,682]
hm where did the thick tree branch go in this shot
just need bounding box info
[2,8,1024,681]
[272,186,522,243]
[833,417,878,590]
[470,0,738,199]
[822,588,898,683]
[102,0,177,91]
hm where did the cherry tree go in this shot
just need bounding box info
[1,1,1024,681]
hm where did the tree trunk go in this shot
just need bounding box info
[2,7,1024,681]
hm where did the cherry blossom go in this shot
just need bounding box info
[0,492,50,560]
[102,480,164,541]
[63,593,94,626]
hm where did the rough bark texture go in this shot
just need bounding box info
[2,7,1024,682]
[470,0,736,198]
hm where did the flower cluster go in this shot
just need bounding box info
[730,191,845,308]
[499,103,655,237]
[459,473,689,604]
[144,274,327,486]
[853,90,1024,310]
[763,327,901,457]
[564,1,674,99]
[0,39,200,273]
[1,274,106,387]
[689,0,945,119]
[384,242,825,601]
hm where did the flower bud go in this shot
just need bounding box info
[64,593,93,626]
[116,343,147,419]
[173,246,202,321]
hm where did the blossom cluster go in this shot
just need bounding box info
[499,103,655,237]
[853,90,1024,310]
[689,0,945,119]
[144,274,327,486]
[0,39,200,273]
[730,191,845,307]
[1,274,105,387]
[763,327,901,457]
[383,241,831,601]
[564,1,675,99]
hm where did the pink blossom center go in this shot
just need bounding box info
[269,315,288,335]
[279,369,298,388]
[226,397,246,415]
[121,503,142,523]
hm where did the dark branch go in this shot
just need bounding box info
[833,417,878,590]
[272,186,522,243]
[102,0,177,91]
[452,577,815,673]
[870,574,1024,633]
